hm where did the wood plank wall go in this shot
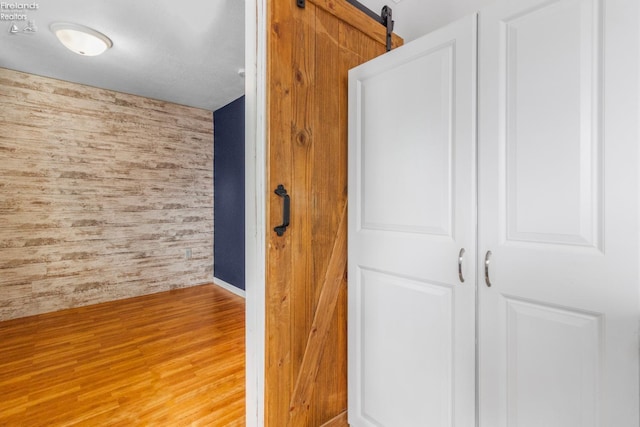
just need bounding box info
[0,68,214,321]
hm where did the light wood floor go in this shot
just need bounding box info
[0,284,245,426]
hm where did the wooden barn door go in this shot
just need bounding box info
[265,1,402,425]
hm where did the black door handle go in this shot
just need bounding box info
[274,184,290,236]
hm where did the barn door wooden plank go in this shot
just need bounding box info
[289,202,348,426]
[265,0,295,424]
[308,0,402,48]
[306,8,348,424]
[290,0,316,391]
[320,411,349,427]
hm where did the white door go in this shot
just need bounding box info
[478,0,639,425]
[348,16,477,427]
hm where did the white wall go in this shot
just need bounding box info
[358,0,495,41]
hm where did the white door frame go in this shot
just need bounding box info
[245,0,267,424]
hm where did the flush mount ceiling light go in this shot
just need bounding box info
[50,23,112,56]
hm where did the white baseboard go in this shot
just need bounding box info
[213,277,246,298]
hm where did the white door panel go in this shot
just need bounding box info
[349,15,477,427]
[502,297,601,427]
[478,0,639,425]
[356,268,453,426]
[501,0,602,248]
[360,43,454,236]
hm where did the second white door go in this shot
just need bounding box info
[478,0,639,425]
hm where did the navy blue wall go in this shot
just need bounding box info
[213,96,245,291]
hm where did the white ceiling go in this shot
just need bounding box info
[0,0,495,111]
[358,0,495,41]
[0,0,245,111]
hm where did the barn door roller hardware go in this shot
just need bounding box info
[381,5,394,52]
[274,184,290,237]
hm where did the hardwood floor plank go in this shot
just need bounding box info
[0,283,245,426]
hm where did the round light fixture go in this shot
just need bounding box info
[50,23,113,56]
